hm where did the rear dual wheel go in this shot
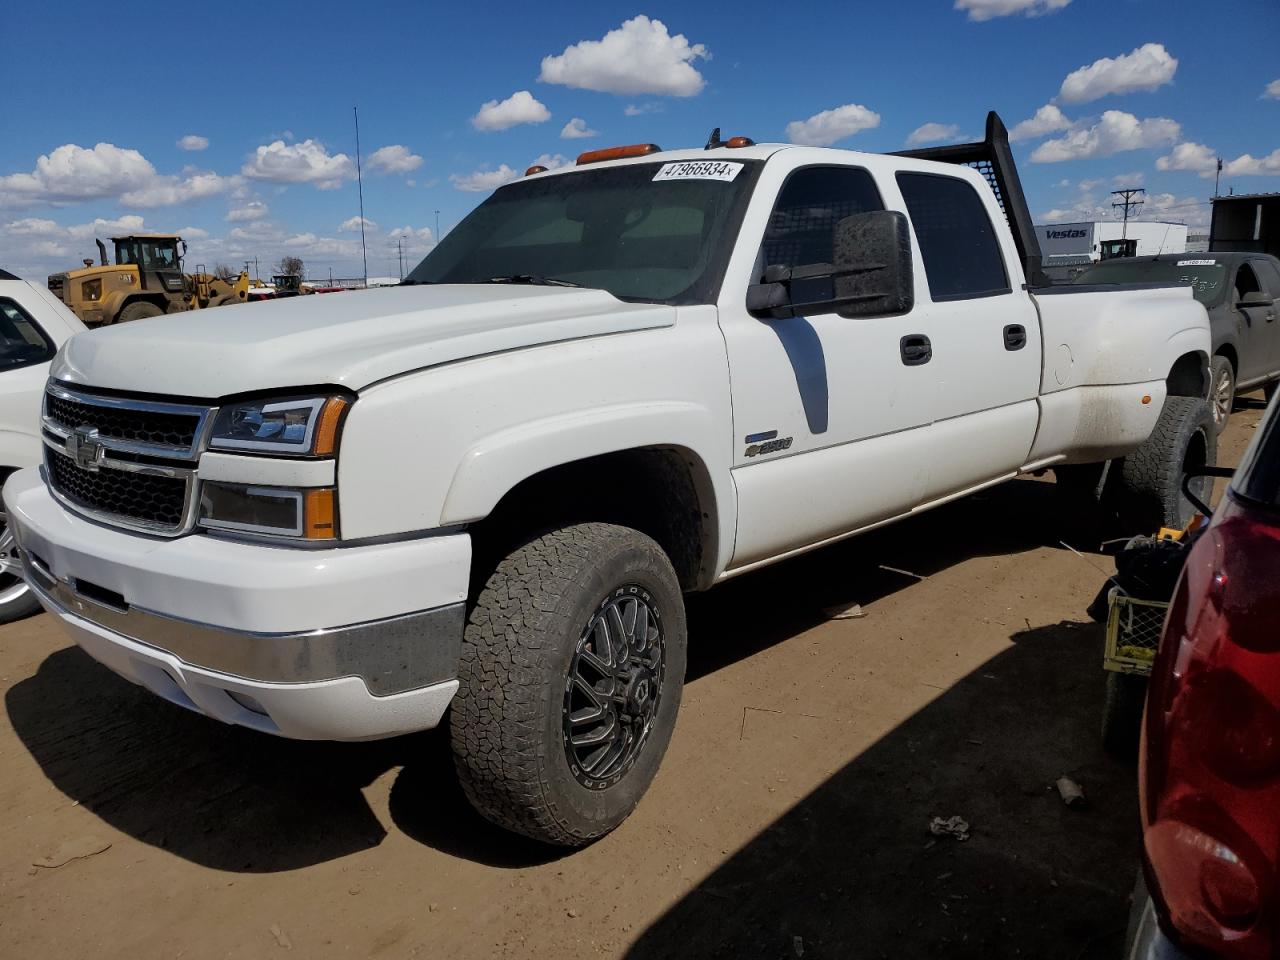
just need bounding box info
[450,522,686,846]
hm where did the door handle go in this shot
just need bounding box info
[900,334,932,366]
[1003,324,1027,351]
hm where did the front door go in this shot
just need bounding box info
[718,163,938,570]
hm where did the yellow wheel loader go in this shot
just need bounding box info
[47,235,249,326]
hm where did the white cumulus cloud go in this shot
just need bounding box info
[1266,80,1280,100]
[624,102,663,117]
[177,135,209,151]
[226,200,268,222]
[1030,111,1179,162]
[120,169,230,208]
[954,0,1071,20]
[450,165,520,193]
[367,145,423,174]
[339,216,377,232]
[1223,149,1280,177]
[786,103,881,147]
[241,139,355,190]
[1009,104,1075,141]
[560,117,598,139]
[905,123,963,147]
[471,91,552,132]
[1059,43,1178,104]
[1156,142,1218,176]
[0,142,156,206]
[539,15,709,97]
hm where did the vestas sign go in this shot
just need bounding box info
[1045,229,1089,239]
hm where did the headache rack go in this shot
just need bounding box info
[894,111,1048,288]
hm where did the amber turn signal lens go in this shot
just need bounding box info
[303,488,338,539]
[313,397,349,456]
[576,143,661,165]
[726,136,755,148]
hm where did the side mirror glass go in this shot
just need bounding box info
[746,210,914,320]
[833,210,914,318]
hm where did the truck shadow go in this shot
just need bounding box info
[4,476,1107,875]
[626,619,1138,960]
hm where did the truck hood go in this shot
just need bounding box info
[52,284,676,397]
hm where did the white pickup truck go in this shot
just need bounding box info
[4,114,1212,846]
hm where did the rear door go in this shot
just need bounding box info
[892,171,1042,503]
[1249,258,1280,380]
[1233,260,1276,384]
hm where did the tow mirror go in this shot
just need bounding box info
[832,210,914,318]
[746,210,914,319]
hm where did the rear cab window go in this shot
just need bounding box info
[895,172,1010,301]
[0,299,55,371]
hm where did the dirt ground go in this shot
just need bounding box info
[0,396,1266,960]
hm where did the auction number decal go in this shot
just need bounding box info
[653,161,744,182]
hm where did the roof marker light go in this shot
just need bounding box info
[576,144,661,165]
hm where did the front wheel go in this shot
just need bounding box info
[450,522,686,846]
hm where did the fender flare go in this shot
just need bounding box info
[440,401,735,581]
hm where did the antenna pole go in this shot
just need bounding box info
[354,106,368,287]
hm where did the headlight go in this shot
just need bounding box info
[81,278,102,301]
[198,482,338,540]
[209,394,349,456]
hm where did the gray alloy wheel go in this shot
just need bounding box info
[1210,356,1235,433]
[0,509,38,624]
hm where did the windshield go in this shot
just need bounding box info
[404,160,761,304]
[1073,259,1228,306]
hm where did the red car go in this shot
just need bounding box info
[1129,395,1280,959]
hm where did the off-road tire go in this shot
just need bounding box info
[1116,396,1216,533]
[1210,356,1236,434]
[115,301,164,324]
[1101,671,1147,759]
[450,522,687,846]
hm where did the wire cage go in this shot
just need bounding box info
[1104,590,1171,676]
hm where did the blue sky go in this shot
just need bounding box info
[2,0,1277,281]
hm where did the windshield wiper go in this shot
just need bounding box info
[484,274,586,288]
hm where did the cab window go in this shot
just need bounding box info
[759,166,884,309]
[1235,262,1262,301]
[896,172,1010,300]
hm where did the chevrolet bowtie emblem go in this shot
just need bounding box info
[65,425,104,472]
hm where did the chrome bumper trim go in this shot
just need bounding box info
[22,550,464,696]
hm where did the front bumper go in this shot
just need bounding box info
[4,468,471,741]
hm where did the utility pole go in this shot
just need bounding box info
[354,106,368,287]
[1111,187,1146,241]
[434,210,440,245]
[396,236,405,280]
[1214,158,1223,199]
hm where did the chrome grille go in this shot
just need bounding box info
[42,383,211,536]
[47,449,188,529]
[45,393,200,448]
